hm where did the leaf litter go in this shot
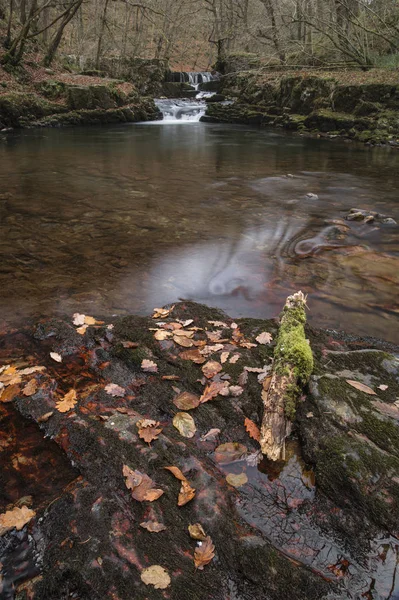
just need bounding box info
[164,466,196,506]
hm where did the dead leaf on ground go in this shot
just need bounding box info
[238,371,248,386]
[18,366,46,376]
[215,442,247,464]
[378,384,388,391]
[141,359,158,373]
[346,380,376,395]
[50,352,62,363]
[200,344,224,356]
[162,375,180,381]
[173,391,200,411]
[188,523,206,540]
[179,349,206,364]
[37,411,53,423]
[22,379,37,396]
[256,332,273,345]
[105,383,125,397]
[121,341,139,348]
[140,521,167,533]
[173,412,196,438]
[229,354,240,364]
[226,472,248,488]
[173,335,193,347]
[194,536,215,570]
[244,418,260,442]
[202,361,222,379]
[164,466,196,506]
[208,320,228,328]
[56,389,77,413]
[72,313,86,326]
[0,506,36,535]
[173,330,194,339]
[76,325,88,335]
[152,306,174,319]
[154,330,171,341]
[200,381,229,404]
[229,385,244,397]
[122,465,164,502]
[137,419,163,444]
[140,565,170,589]
[0,384,21,403]
[200,428,221,442]
[220,352,230,364]
[206,330,222,342]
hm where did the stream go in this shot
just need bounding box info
[0,117,398,341]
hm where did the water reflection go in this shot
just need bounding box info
[0,124,398,341]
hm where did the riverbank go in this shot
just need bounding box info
[202,67,399,147]
[0,300,398,599]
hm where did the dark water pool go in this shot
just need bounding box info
[0,122,398,341]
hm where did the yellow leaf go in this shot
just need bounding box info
[56,389,77,413]
[140,565,170,589]
[173,391,200,411]
[22,379,37,397]
[0,506,35,535]
[346,380,376,395]
[173,412,196,438]
[188,523,206,540]
[194,536,215,570]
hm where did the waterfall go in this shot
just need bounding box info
[154,99,207,123]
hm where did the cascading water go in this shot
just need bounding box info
[154,98,207,123]
[185,72,213,90]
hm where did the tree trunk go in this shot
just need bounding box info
[95,0,109,70]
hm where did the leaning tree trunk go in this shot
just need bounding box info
[43,0,82,67]
[260,291,313,461]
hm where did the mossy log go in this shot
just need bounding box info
[260,291,313,461]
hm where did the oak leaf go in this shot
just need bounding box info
[229,385,244,397]
[244,418,260,442]
[378,384,388,391]
[105,383,125,397]
[140,521,167,533]
[164,466,196,506]
[0,384,21,403]
[141,359,158,373]
[173,391,200,411]
[18,366,46,376]
[0,506,36,535]
[22,379,37,396]
[188,523,206,540]
[56,389,77,413]
[220,352,230,364]
[200,381,229,404]
[229,354,240,364]
[202,361,222,379]
[256,332,273,345]
[140,565,170,589]
[179,349,206,364]
[173,412,196,438]
[122,465,164,502]
[194,536,215,570]
[346,380,376,395]
[137,419,162,444]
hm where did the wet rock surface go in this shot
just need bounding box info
[0,302,398,599]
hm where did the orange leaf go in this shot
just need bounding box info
[179,349,206,364]
[0,506,36,535]
[22,379,38,397]
[200,381,228,404]
[122,465,164,502]
[244,418,260,442]
[0,384,21,403]
[173,391,200,411]
[56,389,77,413]
[194,536,215,570]
[137,419,163,444]
[164,466,196,506]
[202,361,222,379]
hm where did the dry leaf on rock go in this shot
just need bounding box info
[173,335,193,347]
[229,385,244,397]
[220,352,230,364]
[202,361,222,379]
[208,320,228,327]
[194,536,215,570]
[0,505,36,535]
[76,325,88,335]
[37,411,53,423]
[226,472,248,488]
[181,319,194,327]
[200,381,229,404]
[154,330,171,341]
[215,442,247,464]
[72,313,85,326]
[238,371,248,386]
[0,384,21,403]
[173,412,196,438]
[256,332,273,345]
[56,389,77,413]
[18,366,46,376]
[164,466,196,506]
[173,391,200,411]
[378,384,388,391]
[244,418,260,442]
[137,419,162,444]
[173,330,194,339]
[188,523,207,540]
[141,359,158,373]
[140,521,167,533]
[229,354,240,364]
[206,331,222,342]
[50,352,62,363]
[105,383,125,397]
[179,349,206,364]
[122,465,164,502]
[22,379,37,397]
[152,306,174,319]
[140,565,170,589]
[346,380,376,395]
[121,341,139,348]
[162,375,180,381]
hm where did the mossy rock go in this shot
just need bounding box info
[304,109,354,132]
[331,85,364,112]
[34,79,67,100]
[0,92,66,128]
[353,100,380,117]
[162,81,197,98]
[280,76,334,115]
[66,85,119,110]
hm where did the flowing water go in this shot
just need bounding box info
[0,120,398,342]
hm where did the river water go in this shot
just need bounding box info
[0,121,398,341]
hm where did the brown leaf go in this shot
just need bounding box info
[194,536,215,570]
[229,354,240,364]
[229,385,244,397]
[162,375,180,381]
[226,472,248,488]
[76,324,89,335]
[22,379,37,397]
[238,370,248,386]
[0,384,21,403]
[208,320,228,327]
[346,380,376,395]
[173,335,193,347]
[200,428,221,442]
[179,349,206,364]
[141,359,158,373]
[122,465,164,502]
[378,384,388,391]
[152,305,174,319]
[140,521,167,533]
[50,352,62,363]
[244,418,260,442]
[137,419,163,444]
[173,412,196,438]
[37,411,53,423]
[188,523,207,540]
[56,389,77,413]
[202,361,223,379]
[164,466,196,506]
[200,381,229,404]
[256,332,273,345]
[173,330,194,338]
[121,341,140,348]
[154,330,171,341]
[220,352,230,364]
[104,383,125,397]
[206,330,222,342]
[141,565,171,589]
[162,322,183,331]
[18,366,46,376]
[214,442,247,464]
[0,506,36,535]
[173,391,200,411]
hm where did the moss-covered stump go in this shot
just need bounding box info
[0,302,398,599]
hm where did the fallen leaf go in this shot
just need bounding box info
[229,385,244,397]
[154,330,171,341]
[137,419,162,444]
[238,370,248,386]
[121,341,139,348]
[0,506,36,535]
[200,343,224,356]
[226,472,248,488]
[141,359,158,373]
[173,335,193,347]
[140,565,170,589]
[72,313,85,326]
[22,379,37,396]
[0,368,22,385]
[179,349,206,364]
[50,352,62,363]
[152,306,174,319]
[202,361,222,379]
[256,332,273,345]
[378,384,388,391]
[162,322,182,331]
[140,521,167,533]
[76,324,88,335]
[164,466,196,506]
[162,375,180,381]
[244,418,260,442]
[244,366,266,373]
[181,319,194,327]
[346,380,376,395]
[220,352,230,364]
[173,391,200,411]
[37,411,53,423]
[200,381,229,404]
[200,428,221,441]
[231,322,238,329]
[229,354,240,364]
[105,383,125,397]
[306,412,314,418]
[206,330,222,342]
[173,330,194,338]
[122,465,164,502]
[208,320,228,327]
[246,450,262,467]
[173,412,196,438]
[56,389,77,413]
[215,442,247,464]
[194,536,215,570]
[83,315,97,325]
[0,384,21,403]
[188,523,207,540]
[18,366,46,376]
